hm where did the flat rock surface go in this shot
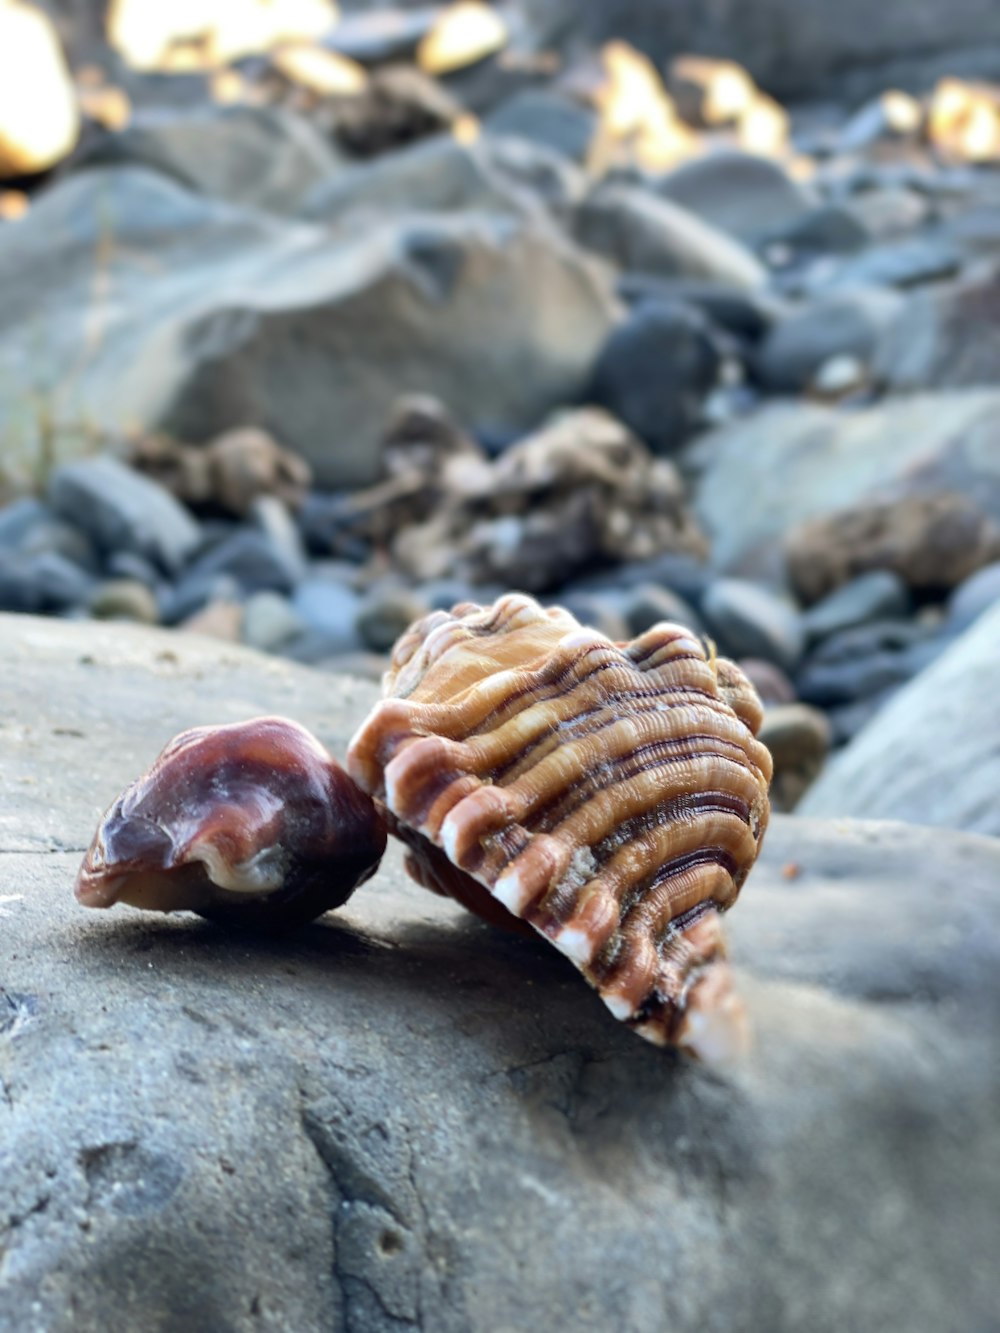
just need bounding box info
[1,615,998,1331]
[800,598,1000,834]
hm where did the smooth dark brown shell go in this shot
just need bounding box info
[347,594,773,1059]
[76,716,387,929]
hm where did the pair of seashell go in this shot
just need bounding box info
[77,595,773,1061]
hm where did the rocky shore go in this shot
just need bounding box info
[3,4,1000,817]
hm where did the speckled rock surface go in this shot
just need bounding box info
[1,615,998,1332]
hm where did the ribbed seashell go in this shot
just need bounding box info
[347,595,773,1060]
[76,717,387,928]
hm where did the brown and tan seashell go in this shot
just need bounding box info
[76,716,387,929]
[347,594,773,1061]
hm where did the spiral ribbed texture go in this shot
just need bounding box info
[347,595,772,1058]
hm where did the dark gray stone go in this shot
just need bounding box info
[573,550,713,606]
[590,302,721,455]
[325,6,440,64]
[816,236,963,292]
[802,570,912,644]
[764,203,870,256]
[183,529,303,596]
[73,104,344,215]
[653,151,817,245]
[800,599,1000,832]
[795,620,944,706]
[355,587,431,654]
[754,288,903,393]
[575,183,766,288]
[701,579,805,671]
[249,496,309,586]
[160,572,243,626]
[618,276,779,341]
[0,613,998,1331]
[622,582,704,637]
[242,590,306,654]
[48,456,200,576]
[0,551,95,614]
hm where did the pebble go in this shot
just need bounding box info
[802,570,912,644]
[88,579,160,624]
[356,587,431,653]
[758,701,832,809]
[738,658,797,705]
[590,301,721,455]
[701,578,805,671]
[810,353,868,398]
[622,582,704,637]
[554,593,630,643]
[242,590,306,654]
[485,91,597,163]
[160,572,243,626]
[184,529,304,595]
[291,579,363,653]
[754,287,903,393]
[48,455,201,575]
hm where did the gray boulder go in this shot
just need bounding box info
[652,150,817,245]
[0,613,998,1331]
[799,598,1000,835]
[0,167,616,491]
[684,390,1000,579]
[754,288,904,393]
[73,104,345,216]
[874,271,1000,391]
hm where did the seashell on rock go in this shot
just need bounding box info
[347,594,773,1060]
[76,716,387,928]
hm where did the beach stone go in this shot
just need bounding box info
[575,183,766,289]
[590,302,721,455]
[159,572,242,628]
[785,493,1000,604]
[873,271,1000,392]
[88,579,160,625]
[825,688,901,747]
[618,276,779,341]
[573,549,713,607]
[653,150,816,244]
[249,496,309,584]
[799,599,1000,834]
[73,104,343,215]
[355,587,431,653]
[758,702,831,810]
[737,658,796,706]
[1,613,998,1332]
[326,7,439,65]
[802,570,912,644]
[242,590,305,654]
[292,578,362,652]
[550,591,629,642]
[104,551,161,590]
[701,579,805,672]
[765,203,869,257]
[816,236,962,292]
[485,89,598,163]
[182,529,303,596]
[754,288,903,393]
[300,134,546,225]
[795,620,941,706]
[947,560,1000,632]
[206,429,312,518]
[0,551,94,614]
[0,169,615,491]
[0,0,79,177]
[48,456,201,577]
[685,390,1000,580]
[622,582,703,637]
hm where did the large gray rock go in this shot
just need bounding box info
[652,151,818,246]
[0,167,615,491]
[74,104,345,215]
[0,613,998,1331]
[873,271,1000,391]
[684,389,1000,579]
[799,598,1000,835]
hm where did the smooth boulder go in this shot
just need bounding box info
[0,613,998,1331]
